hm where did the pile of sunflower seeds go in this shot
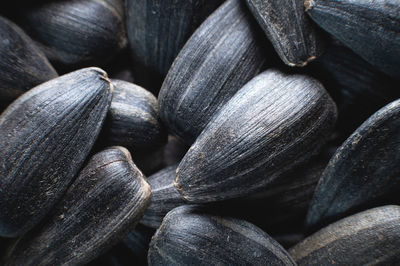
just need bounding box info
[0,0,399,265]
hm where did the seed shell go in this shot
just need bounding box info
[207,148,332,235]
[162,135,189,167]
[158,0,271,145]
[305,0,400,78]
[0,67,112,238]
[19,0,127,66]
[175,69,337,202]
[307,43,400,143]
[125,0,224,89]
[245,0,325,66]
[148,205,296,266]
[290,205,400,265]
[102,79,167,150]
[5,147,151,266]
[141,164,186,229]
[0,15,57,103]
[307,98,400,228]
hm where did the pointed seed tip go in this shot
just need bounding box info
[287,55,317,67]
[173,179,193,202]
[304,0,315,12]
[110,146,133,162]
[109,81,114,94]
[88,66,107,76]
[173,178,180,190]
[90,67,113,93]
[173,178,185,196]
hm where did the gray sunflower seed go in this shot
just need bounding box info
[148,205,296,266]
[140,164,186,229]
[175,69,337,203]
[158,0,271,145]
[121,224,155,264]
[305,0,400,78]
[245,0,325,66]
[162,135,189,167]
[290,205,400,265]
[307,98,400,228]
[125,0,224,88]
[0,67,112,237]
[88,224,154,266]
[103,79,167,150]
[19,0,127,66]
[5,147,151,266]
[0,15,57,103]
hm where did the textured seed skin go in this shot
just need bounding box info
[19,0,127,66]
[141,164,186,229]
[305,0,400,78]
[158,0,270,145]
[103,79,167,150]
[148,206,296,266]
[290,205,400,265]
[0,15,57,103]
[175,69,337,203]
[5,147,151,266]
[125,0,224,89]
[245,0,325,67]
[0,67,112,238]
[307,43,400,143]
[307,99,400,228]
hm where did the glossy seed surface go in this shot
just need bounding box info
[5,147,151,265]
[175,69,337,202]
[148,205,296,266]
[0,67,112,237]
